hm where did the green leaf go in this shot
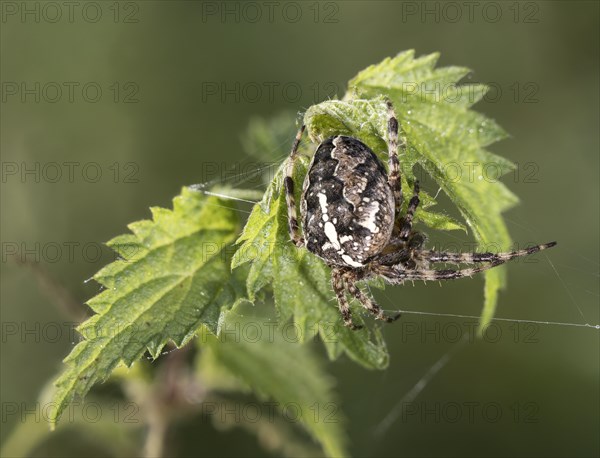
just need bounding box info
[47,189,241,427]
[232,157,389,370]
[308,50,517,328]
[197,309,348,458]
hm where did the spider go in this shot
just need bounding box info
[283,101,557,330]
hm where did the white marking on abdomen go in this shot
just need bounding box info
[324,221,341,250]
[358,201,380,233]
[339,235,353,243]
[342,254,364,267]
[318,192,329,215]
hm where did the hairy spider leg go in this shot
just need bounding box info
[284,124,306,247]
[398,180,421,240]
[420,242,557,264]
[386,100,403,218]
[344,274,402,323]
[331,268,363,330]
[376,241,556,283]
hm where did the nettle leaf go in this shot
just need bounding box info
[232,159,389,370]
[308,50,518,328]
[197,310,348,458]
[47,189,241,427]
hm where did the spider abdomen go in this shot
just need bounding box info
[300,136,395,268]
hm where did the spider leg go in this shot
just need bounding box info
[284,124,306,247]
[386,100,404,218]
[420,242,557,265]
[331,268,362,330]
[375,261,504,284]
[344,277,401,323]
[398,180,421,240]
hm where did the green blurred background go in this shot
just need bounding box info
[1,1,598,457]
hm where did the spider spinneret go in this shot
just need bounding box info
[284,101,556,330]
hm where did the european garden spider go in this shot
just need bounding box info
[283,101,556,329]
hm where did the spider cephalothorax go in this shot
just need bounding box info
[284,101,556,329]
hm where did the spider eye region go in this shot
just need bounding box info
[300,136,395,268]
